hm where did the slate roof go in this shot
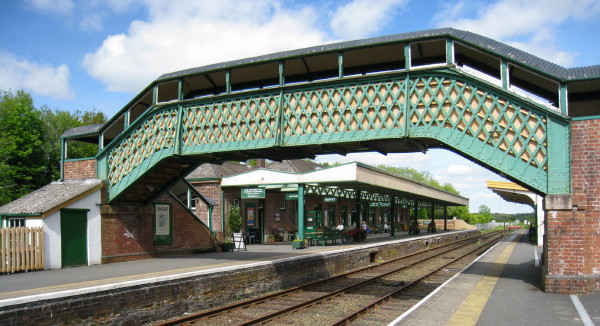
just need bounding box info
[158,28,600,82]
[186,162,255,180]
[61,124,103,139]
[267,160,325,174]
[0,180,103,216]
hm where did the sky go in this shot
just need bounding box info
[1,0,599,214]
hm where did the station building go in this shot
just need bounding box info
[0,157,467,270]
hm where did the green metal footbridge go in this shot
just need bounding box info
[79,28,586,204]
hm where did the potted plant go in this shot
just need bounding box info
[221,241,235,252]
[220,205,243,252]
[227,205,243,234]
[292,239,305,249]
[267,234,276,243]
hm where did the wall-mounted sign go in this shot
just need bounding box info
[369,202,391,207]
[153,203,172,245]
[241,188,265,199]
[323,197,337,202]
[286,193,299,200]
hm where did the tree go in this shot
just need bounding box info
[477,205,493,223]
[448,205,469,220]
[0,90,108,206]
[0,90,45,205]
[227,205,243,235]
[39,107,106,182]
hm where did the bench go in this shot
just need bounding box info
[305,230,344,246]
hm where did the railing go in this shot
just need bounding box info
[1,227,44,274]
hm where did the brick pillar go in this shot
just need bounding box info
[63,159,97,180]
[544,119,600,294]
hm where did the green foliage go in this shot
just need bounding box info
[0,89,107,205]
[0,90,45,205]
[464,205,493,224]
[491,212,534,222]
[448,205,469,220]
[417,207,429,219]
[39,107,106,181]
[227,205,243,235]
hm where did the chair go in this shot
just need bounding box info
[246,232,255,244]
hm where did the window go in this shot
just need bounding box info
[8,217,25,227]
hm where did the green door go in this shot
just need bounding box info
[61,210,88,267]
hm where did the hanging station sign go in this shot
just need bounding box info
[323,197,337,202]
[241,188,265,199]
[285,193,299,200]
[369,202,391,207]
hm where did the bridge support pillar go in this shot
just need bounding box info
[543,119,600,294]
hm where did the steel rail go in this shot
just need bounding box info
[331,231,506,325]
[158,230,506,326]
[237,231,506,325]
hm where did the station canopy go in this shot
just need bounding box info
[221,162,468,207]
[486,181,536,208]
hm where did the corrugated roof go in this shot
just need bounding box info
[157,28,598,82]
[0,180,103,216]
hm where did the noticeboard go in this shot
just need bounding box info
[153,202,172,245]
[241,188,265,199]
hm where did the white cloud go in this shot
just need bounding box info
[83,0,334,93]
[440,164,475,175]
[25,0,74,16]
[0,51,74,99]
[329,0,408,39]
[106,0,141,13]
[434,0,600,66]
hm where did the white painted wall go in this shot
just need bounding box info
[25,218,43,227]
[42,189,102,269]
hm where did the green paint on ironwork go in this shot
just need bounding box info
[97,69,571,202]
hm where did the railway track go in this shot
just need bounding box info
[158,230,507,326]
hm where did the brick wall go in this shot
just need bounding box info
[63,159,96,180]
[544,119,600,293]
[101,194,215,264]
[193,181,222,231]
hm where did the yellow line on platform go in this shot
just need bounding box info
[446,235,520,326]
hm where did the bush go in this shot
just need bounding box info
[227,205,243,235]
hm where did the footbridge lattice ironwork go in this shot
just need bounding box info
[97,70,569,202]
[90,28,578,204]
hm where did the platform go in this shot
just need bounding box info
[0,231,415,303]
[393,229,600,326]
[1,230,598,326]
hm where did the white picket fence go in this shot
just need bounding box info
[1,227,44,273]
